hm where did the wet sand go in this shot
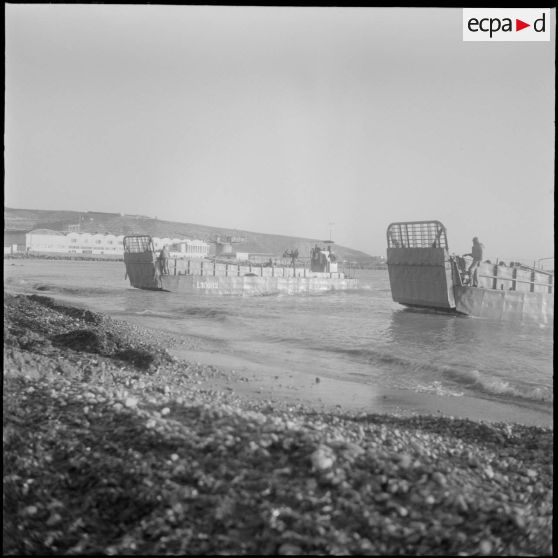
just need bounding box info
[167,344,553,429]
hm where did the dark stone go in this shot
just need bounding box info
[114,348,157,370]
[52,329,112,354]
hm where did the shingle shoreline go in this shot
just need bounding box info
[3,292,553,555]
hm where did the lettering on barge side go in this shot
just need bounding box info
[196,281,219,289]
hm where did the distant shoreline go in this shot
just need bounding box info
[4,253,124,262]
[5,206,380,266]
[3,253,387,270]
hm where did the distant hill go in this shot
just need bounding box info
[4,207,377,265]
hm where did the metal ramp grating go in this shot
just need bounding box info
[387,221,448,249]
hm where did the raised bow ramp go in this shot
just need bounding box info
[386,221,553,325]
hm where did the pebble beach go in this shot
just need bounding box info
[3,292,553,555]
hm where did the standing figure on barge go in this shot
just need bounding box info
[464,237,484,287]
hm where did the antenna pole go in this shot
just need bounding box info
[328,222,335,242]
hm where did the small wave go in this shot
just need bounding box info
[318,346,419,371]
[131,306,231,321]
[33,283,82,294]
[441,367,481,386]
[133,309,178,319]
[312,344,552,404]
[478,378,552,403]
[176,306,230,321]
[415,381,464,398]
[441,367,553,403]
[32,283,116,297]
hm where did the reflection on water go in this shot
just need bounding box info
[387,308,462,347]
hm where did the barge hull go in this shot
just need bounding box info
[124,260,358,295]
[454,286,554,326]
[159,274,358,295]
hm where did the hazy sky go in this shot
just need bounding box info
[5,5,555,260]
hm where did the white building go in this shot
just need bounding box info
[25,230,125,255]
[167,239,210,259]
[66,232,125,255]
[25,229,209,258]
[26,229,71,253]
[152,237,184,251]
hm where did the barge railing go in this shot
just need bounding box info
[475,264,553,295]
[166,258,347,280]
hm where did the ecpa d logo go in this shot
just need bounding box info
[463,9,550,41]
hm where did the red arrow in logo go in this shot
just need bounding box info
[516,19,530,31]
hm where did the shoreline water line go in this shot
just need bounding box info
[3,259,553,426]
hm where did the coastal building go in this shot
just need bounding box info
[66,232,125,255]
[166,239,210,259]
[213,235,245,258]
[22,229,210,258]
[234,252,275,265]
[153,237,185,252]
[4,230,28,254]
[26,229,69,253]
[25,229,125,255]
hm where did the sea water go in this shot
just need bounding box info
[4,259,553,413]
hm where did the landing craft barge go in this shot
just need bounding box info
[386,221,553,325]
[123,235,358,295]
